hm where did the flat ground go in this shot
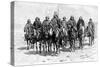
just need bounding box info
[14,32,97,66]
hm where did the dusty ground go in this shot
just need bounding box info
[14,32,98,66]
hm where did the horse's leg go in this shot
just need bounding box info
[27,40,29,50]
[55,42,57,53]
[50,40,52,53]
[36,41,38,53]
[57,41,59,53]
[46,41,48,53]
[47,41,49,53]
[29,40,31,49]
[32,40,35,50]
[70,39,73,51]
[47,40,49,53]
[91,35,94,45]
[71,40,74,51]
[43,40,46,53]
[80,38,83,49]
[30,39,34,49]
[29,39,31,49]
[56,41,59,54]
[69,40,72,51]
[42,41,44,52]
[89,37,90,46]
[26,40,28,50]
[44,41,46,53]
[48,41,50,52]
[89,36,92,46]
[53,43,55,53]
[73,39,75,51]
[39,41,41,53]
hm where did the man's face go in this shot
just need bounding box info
[46,17,49,21]
[63,18,66,21]
[89,19,92,22]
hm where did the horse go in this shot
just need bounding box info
[42,25,50,53]
[47,26,59,54]
[24,24,33,50]
[67,26,77,51]
[77,23,85,49]
[77,17,85,49]
[86,21,94,46]
[34,28,42,53]
[61,27,68,47]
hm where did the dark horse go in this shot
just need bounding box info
[77,17,85,49]
[68,26,77,51]
[86,18,95,46]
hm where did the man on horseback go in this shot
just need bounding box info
[24,19,33,34]
[62,17,67,28]
[42,16,50,33]
[33,17,42,53]
[77,16,85,49]
[49,12,60,54]
[86,18,95,46]
[33,17,41,30]
[59,17,68,48]
[67,16,77,51]
[24,19,33,50]
[77,16,85,30]
[67,16,77,28]
[42,16,51,53]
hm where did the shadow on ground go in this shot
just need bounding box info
[24,50,59,56]
[17,46,27,50]
[17,42,90,57]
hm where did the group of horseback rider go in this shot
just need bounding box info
[24,12,95,55]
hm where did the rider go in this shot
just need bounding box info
[49,12,60,53]
[42,16,51,52]
[62,16,67,29]
[77,16,85,49]
[77,16,85,30]
[67,16,77,51]
[24,19,33,49]
[50,12,60,32]
[33,17,42,52]
[42,16,50,33]
[67,16,77,34]
[24,19,33,36]
[87,18,94,46]
[67,16,76,28]
[33,17,42,30]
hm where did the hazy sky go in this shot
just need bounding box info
[14,1,98,33]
